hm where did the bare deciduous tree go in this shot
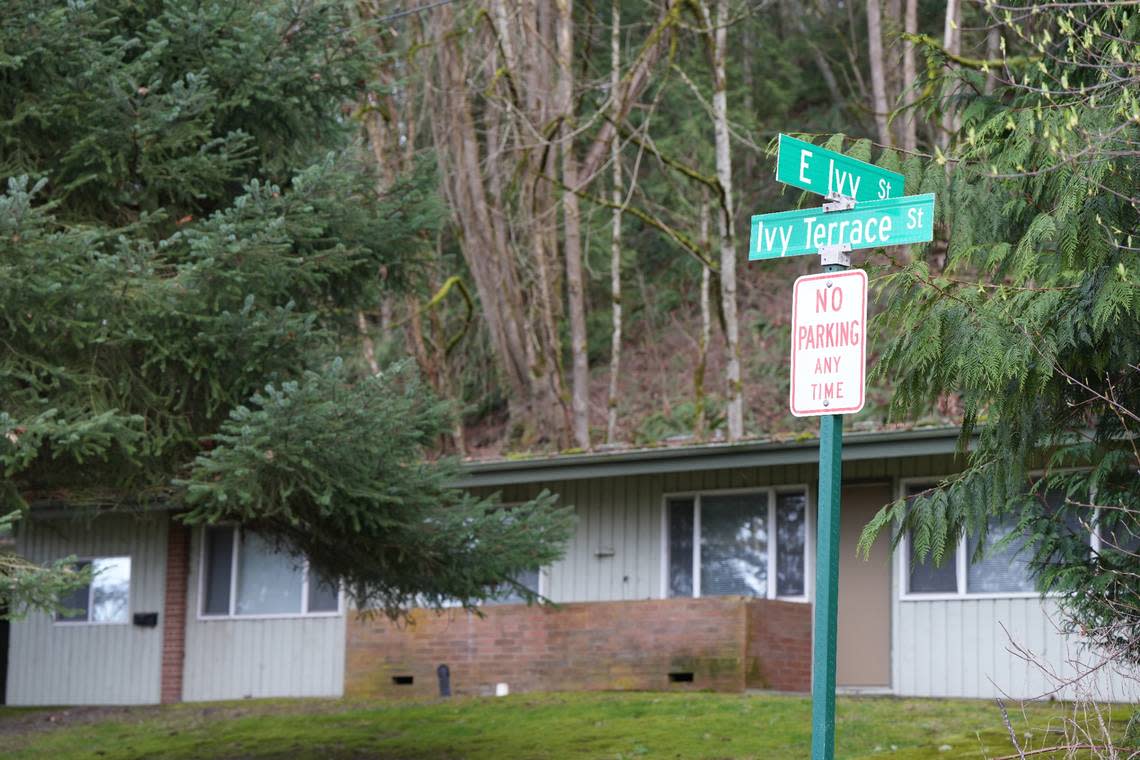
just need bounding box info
[901,0,918,151]
[606,0,623,445]
[555,0,590,449]
[420,0,683,448]
[709,0,744,440]
[866,0,892,146]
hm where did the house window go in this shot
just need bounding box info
[775,493,808,596]
[902,487,957,592]
[965,517,1036,593]
[907,538,957,594]
[902,482,1092,598]
[666,489,808,600]
[484,568,541,605]
[56,557,131,624]
[700,493,769,596]
[200,526,340,617]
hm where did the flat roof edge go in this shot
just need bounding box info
[456,427,966,487]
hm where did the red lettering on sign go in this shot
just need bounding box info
[813,355,842,374]
[810,382,846,401]
[815,286,845,313]
[790,270,867,417]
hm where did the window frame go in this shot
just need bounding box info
[476,500,547,606]
[659,485,812,604]
[475,565,547,607]
[422,500,550,609]
[53,555,132,627]
[896,476,1092,602]
[196,526,343,621]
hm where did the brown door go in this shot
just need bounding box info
[835,483,892,688]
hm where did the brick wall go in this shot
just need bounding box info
[745,599,813,691]
[345,597,811,699]
[160,522,190,704]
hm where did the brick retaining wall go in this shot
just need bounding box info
[745,597,813,690]
[345,597,811,699]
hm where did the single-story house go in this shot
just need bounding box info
[3,427,1135,705]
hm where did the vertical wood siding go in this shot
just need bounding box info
[477,452,1137,701]
[479,461,823,604]
[891,580,1139,701]
[181,527,345,701]
[7,513,168,705]
[888,456,1137,700]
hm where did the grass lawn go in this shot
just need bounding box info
[0,692,1131,759]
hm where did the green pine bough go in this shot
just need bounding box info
[0,0,572,618]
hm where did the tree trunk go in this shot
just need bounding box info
[428,4,569,445]
[556,0,591,449]
[709,0,743,441]
[695,189,711,439]
[884,0,903,144]
[984,25,1000,95]
[902,0,918,151]
[940,0,962,149]
[866,0,892,146]
[605,0,623,445]
[356,311,380,375]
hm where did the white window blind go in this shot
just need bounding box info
[667,489,806,600]
[700,493,769,597]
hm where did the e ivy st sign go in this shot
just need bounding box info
[749,193,935,260]
[748,135,935,760]
[776,134,904,202]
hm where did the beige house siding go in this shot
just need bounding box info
[892,592,1138,701]
[478,451,1139,701]
[482,455,960,606]
[180,527,345,701]
[6,513,168,705]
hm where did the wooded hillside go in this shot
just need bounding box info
[353,0,988,455]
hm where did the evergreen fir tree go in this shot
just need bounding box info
[0,0,571,616]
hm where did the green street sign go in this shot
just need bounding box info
[748,193,935,260]
[777,134,904,202]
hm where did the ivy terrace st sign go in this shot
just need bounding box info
[748,193,935,260]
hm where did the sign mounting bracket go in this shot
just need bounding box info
[817,243,852,268]
[819,192,855,267]
[822,192,856,213]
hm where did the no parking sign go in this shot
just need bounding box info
[789,269,867,417]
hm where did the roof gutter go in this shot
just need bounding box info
[456,426,968,488]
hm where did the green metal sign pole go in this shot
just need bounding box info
[750,137,921,758]
[809,259,847,760]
